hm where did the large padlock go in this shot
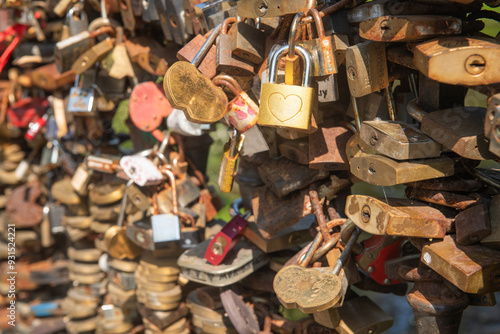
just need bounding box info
[259,42,315,131]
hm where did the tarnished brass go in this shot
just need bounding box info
[359,15,462,42]
[414,37,500,86]
[346,195,454,238]
[360,120,441,160]
[237,0,317,18]
[350,154,455,186]
[164,61,228,124]
[346,41,389,97]
[421,235,500,294]
[273,265,342,313]
[71,38,115,75]
[336,296,394,334]
[88,181,126,205]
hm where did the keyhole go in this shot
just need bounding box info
[369,133,378,146]
[465,54,486,75]
[254,0,268,17]
[361,205,371,223]
[380,20,390,31]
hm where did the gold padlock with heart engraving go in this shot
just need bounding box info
[258,30,315,131]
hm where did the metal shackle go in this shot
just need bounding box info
[268,44,312,87]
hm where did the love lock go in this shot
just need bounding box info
[129,81,173,142]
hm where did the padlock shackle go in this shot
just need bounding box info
[288,12,305,57]
[221,17,237,34]
[268,44,312,87]
[192,24,221,67]
[306,8,326,38]
[213,78,239,96]
[213,74,243,95]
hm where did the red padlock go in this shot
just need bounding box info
[7,97,49,128]
[25,113,48,141]
[129,81,173,142]
[355,235,404,285]
[204,215,248,265]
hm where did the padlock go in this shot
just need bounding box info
[359,119,441,160]
[119,0,136,32]
[218,128,245,193]
[309,121,352,170]
[345,195,454,238]
[414,36,500,86]
[204,214,248,265]
[359,15,463,42]
[165,25,228,123]
[100,27,136,80]
[298,8,337,77]
[6,97,49,128]
[259,42,315,131]
[237,0,318,18]
[212,74,259,132]
[336,295,394,334]
[177,34,217,79]
[455,203,491,246]
[142,0,160,22]
[481,195,500,250]
[31,63,76,91]
[349,154,455,186]
[421,235,500,294]
[67,74,96,115]
[405,187,479,210]
[216,17,255,76]
[346,41,389,97]
[177,238,268,286]
[71,37,115,75]
[156,0,188,45]
[408,99,494,160]
[194,0,238,33]
[257,156,329,197]
[229,18,265,65]
[129,82,173,142]
[54,26,114,73]
[279,137,309,164]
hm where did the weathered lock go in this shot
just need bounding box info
[454,203,491,246]
[421,235,500,294]
[100,27,135,80]
[337,295,394,334]
[213,74,259,132]
[350,154,455,186]
[204,214,247,265]
[258,156,329,197]
[177,34,217,79]
[229,18,265,65]
[177,238,268,286]
[31,63,76,91]
[359,120,441,160]
[346,195,454,238]
[359,15,463,42]
[142,0,159,22]
[298,8,337,77]
[71,37,115,75]
[165,25,228,124]
[67,74,96,114]
[54,26,114,73]
[129,82,173,142]
[156,0,188,45]
[259,43,315,131]
[194,0,238,33]
[414,37,500,86]
[482,195,500,250]
[218,128,245,193]
[408,99,494,160]
[309,121,352,170]
[237,0,318,18]
[216,17,255,76]
[346,41,389,97]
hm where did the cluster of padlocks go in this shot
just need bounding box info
[1,0,500,333]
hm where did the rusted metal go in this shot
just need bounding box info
[309,122,352,170]
[6,180,44,227]
[405,187,478,210]
[310,233,340,264]
[258,157,329,198]
[298,232,323,267]
[455,203,491,245]
[176,34,217,79]
[407,280,469,334]
[309,187,331,242]
[405,178,482,192]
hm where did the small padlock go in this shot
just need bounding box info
[67,74,96,115]
[213,74,259,132]
[229,18,266,65]
[259,36,315,130]
[216,17,255,76]
[218,128,245,193]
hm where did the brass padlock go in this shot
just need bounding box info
[346,41,389,97]
[259,36,315,130]
[421,235,500,294]
[218,128,245,193]
[345,195,454,238]
[414,36,500,86]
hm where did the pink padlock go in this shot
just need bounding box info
[213,75,259,133]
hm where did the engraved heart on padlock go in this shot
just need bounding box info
[273,264,341,313]
[267,92,303,122]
